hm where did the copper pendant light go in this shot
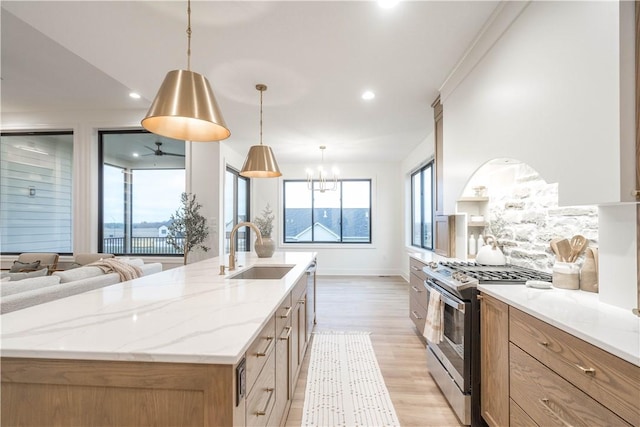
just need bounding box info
[141,0,230,142]
[240,84,282,178]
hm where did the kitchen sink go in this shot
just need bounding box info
[228,265,294,280]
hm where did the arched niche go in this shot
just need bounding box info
[456,158,598,272]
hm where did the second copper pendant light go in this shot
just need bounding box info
[240,84,282,178]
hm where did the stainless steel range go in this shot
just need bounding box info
[422,261,551,426]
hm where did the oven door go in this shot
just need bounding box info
[424,279,471,394]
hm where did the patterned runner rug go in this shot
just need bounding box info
[301,331,401,427]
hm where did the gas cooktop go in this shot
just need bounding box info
[439,261,552,284]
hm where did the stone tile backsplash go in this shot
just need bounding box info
[471,162,598,273]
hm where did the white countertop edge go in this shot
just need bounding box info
[479,285,640,366]
[0,349,239,365]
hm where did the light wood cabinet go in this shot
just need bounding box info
[272,293,292,426]
[480,292,640,427]
[434,214,456,257]
[480,294,509,427]
[510,308,639,426]
[408,257,429,338]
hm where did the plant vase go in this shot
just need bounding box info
[255,236,275,258]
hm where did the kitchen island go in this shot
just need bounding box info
[1,251,316,427]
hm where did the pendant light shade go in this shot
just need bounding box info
[141,0,230,142]
[241,145,282,178]
[240,84,282,178]
[142,70,230,142]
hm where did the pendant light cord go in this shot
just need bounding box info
[186,0,192,71]
[259,89,263,145]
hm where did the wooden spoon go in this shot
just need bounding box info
[568,235,588,262]
[555,238,572,262]
[550,238,562,258]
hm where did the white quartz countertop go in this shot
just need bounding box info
[1,252,316,365]
[479,284,640,366]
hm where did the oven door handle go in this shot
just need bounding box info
[425,280,466,313]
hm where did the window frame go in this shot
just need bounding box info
[224,166,251,253]
[0,130,75,255]
[282,179,372,244]
[98,129,186,256]
[411,161,434,251]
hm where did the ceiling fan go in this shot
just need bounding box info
[142,141,185,157]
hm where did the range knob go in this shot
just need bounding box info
[429,262,438,270]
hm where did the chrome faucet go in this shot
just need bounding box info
[228,222,263,271]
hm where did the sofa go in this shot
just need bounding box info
[1,258,162,314]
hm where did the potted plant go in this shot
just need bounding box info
[166,192,210,265]
[253,203,276,258]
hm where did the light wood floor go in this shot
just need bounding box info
[284,275,463,427]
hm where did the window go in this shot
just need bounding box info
[224,167,250,254]
[0,131,73,254]
[283,179,371,243]
[99,130,185,255]
[411,162,434,250]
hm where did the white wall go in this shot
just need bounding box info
[251,161,404,276]
[438,1,638,310]
[441,1,633,212]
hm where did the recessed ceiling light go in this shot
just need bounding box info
[378,0,400,9]
[362,91,375,101]
[132,152,139,157]
[129,92,141,99]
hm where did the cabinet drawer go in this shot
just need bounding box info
[276,292,292,334]
[409,273,428,310]
[291,275,306,306]
[409,257,427,282]
[510,308,640,425]
[510,399,538,427]
[246,315,276,395]
[246,350,276,427]
[409,294,427,335]
[510,344,628,426]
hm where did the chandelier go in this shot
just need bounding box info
[306,145,338,192]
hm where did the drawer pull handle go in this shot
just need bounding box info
[299,299,305,304]
[256,337,274,357]
[280,306,292,319]
[279,326,292,340]
[539,341,549,347]
[256,387,275,416]
[576,364,596,375]
[540,398,574,427]
[411,285,422,293]
[411,310,423,320]
[411,266,420,271]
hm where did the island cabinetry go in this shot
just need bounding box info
[290,274,308,391]
[246,316,276,396]
[1,357,240,427]
[480,294,509,427]
[408,257,428,337]
[272,293,293,425]
[479,292,640,426]
[246,350,276,427]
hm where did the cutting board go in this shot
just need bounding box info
[580,247,598,293]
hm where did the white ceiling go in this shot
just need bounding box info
[1,1,499,164]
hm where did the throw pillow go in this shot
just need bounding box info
[5,268,48,281]
[9,260,41,273]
